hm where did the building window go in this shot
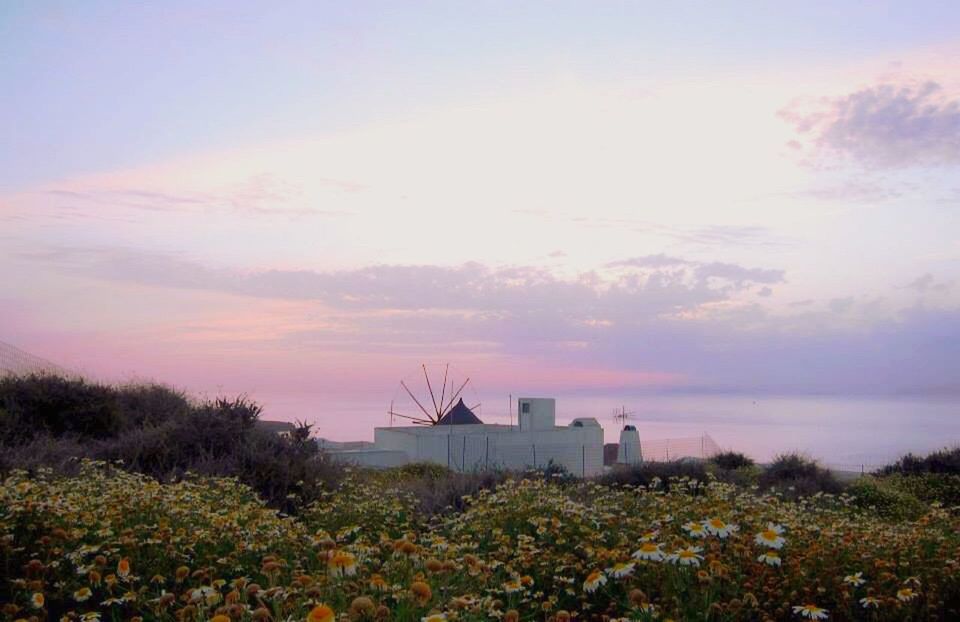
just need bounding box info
[521,402,530,414]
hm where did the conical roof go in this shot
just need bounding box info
[436,398,482,425]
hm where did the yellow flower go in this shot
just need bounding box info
[754,524,786,549]
[791,604,828,619]
[329,550,358,578]
[30,593,45,609]
[307,604,336,622]
[422,615,447,622]
[411,581,433,605]
[704,518,739,538]
[896,587,918,602]
[74,587,93,602]
[583,570,607,593]
[631,542,664,562]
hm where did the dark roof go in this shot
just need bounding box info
[436,398,483,425]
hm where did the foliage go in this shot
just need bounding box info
[711,451,755,470]
[847,477,927,520]
[598,459,710,492]
[0,374,343,512]
[3,462,960,621]
[880,446,960,476]
[758,453,844,498]
[879,472,960,508]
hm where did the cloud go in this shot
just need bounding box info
[781,81,960,168]
[901,273,951,293]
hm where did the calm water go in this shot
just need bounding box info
[259,393,960,470]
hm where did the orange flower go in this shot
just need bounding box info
[117,558,131,579]
[411,581,433,605]
[211,616,231,622]
[307,604,336,622]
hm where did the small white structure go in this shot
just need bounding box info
[322,397,605,477]
[617,425,643,464]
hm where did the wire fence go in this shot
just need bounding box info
[635,434,721,462]
[0,341,73,378]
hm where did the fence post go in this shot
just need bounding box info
[666,440,670,461]
[447,434,451,468]
[485,436,489,470]
[532,444,537,469]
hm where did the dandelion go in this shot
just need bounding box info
[583,570,607,593]
[607,561,635,578]
[668,546,704,567]
[859,596,880,609]
[307,604,336,622]
[757,551,782,567]
[632,542,664,562]
[30,593,44,609]
[74,587,93,602]
[754,523,786,549]
[329,550,358,578]
[705,518,739,538]
[791,604,828,619]
[682,521,708,538]
[896,587,918,602]
[843,572,865,587]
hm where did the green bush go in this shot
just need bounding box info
[0,373,121,443]
[711,451,755,470]
[758,453,844,497]
[881,472,960,507]
[848,477,927,520]
[880,446,960,476]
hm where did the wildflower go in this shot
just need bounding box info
[668,546,704,567]
[859,596,880,609]
[682,521,708,538]
[896,587,918,602]
[30,593,44,609]
[422,615,447,622]
[632,542,665,562]
[583,570,607,593]
[607,561,635,578]
[411,581,433,605]
[503,578,523,593]
[843,572,865,587]
[329,551,358,578]
[117,558,131,579]
[307,604,336,622]
[791,604,828,619]
[369,574,388,592]
[639,530,659,542]
[81,613,101,622]
[211,616,231,622]
[350,597,375,619]
[757,551,782,567]
[704,518,739,538]
[74,587,92,602]
[754,524,786,549]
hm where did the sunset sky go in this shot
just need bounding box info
[3,2,960,425]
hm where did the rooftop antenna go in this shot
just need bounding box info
[387,363,481,425]
[613,405,636,429]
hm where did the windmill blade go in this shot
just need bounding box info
[438,363,449,416]
[441,377,470,415]
[388,409,435,425]
[423,364,440,418]
[469,403,481,412]
[401,380,436,423]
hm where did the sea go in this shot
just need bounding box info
[257,393,960,472]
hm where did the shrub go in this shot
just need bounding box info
[880,446,960,476]
[0,373,121,443]
[598,459,710,492]
[881,472,960,508]
[758,453,843,497]
[848,477,927,520]
[710,451,755,470]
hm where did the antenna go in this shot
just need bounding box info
[612,405,636,428]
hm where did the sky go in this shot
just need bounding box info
[2,1,960,429]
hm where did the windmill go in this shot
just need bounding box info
[388,363,482,426]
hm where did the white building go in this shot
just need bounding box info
[322,397,605,477]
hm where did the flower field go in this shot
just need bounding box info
[2,462,959,622]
